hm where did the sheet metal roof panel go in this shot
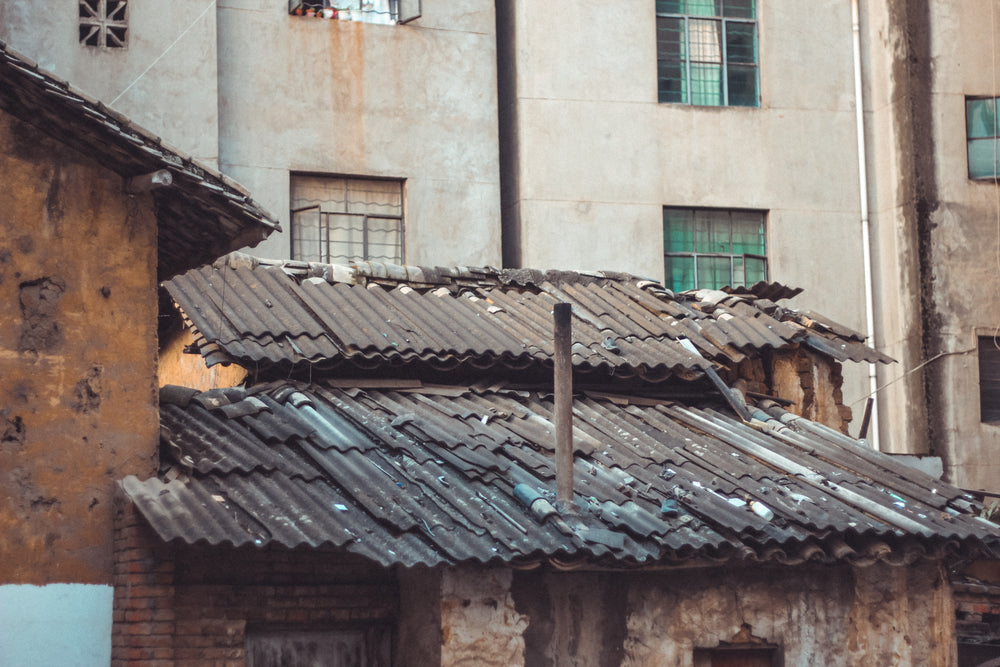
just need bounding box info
[129,383,998,568]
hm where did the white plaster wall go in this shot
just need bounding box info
[0,584,113,667]
[216,0,502,266]
[0,0,221,166]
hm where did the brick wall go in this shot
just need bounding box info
[112,489,400,666]
[113,487,177,666]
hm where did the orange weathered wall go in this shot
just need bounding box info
[159,328,246,391]
[0,110,159,584]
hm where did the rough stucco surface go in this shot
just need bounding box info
[441,566,527,667]
[0,110,159,584]
[159,329,246,391]
[621,562,953,667]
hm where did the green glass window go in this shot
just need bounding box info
[967,97,1000,179]
[663,208,766,291]
[656,0,758,107]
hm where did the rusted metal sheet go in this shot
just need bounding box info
[164,257,892,381]
[122,382,998,568]
[0,41,279,280]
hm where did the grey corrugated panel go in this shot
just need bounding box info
[126,383,999,568]
[122,475,267,548]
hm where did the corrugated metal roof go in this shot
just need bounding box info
[0,42,279,280]
[121,382,998,568]
[163,255,892,381]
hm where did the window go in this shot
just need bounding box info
[663,207,766,291]
[693,646,779,667]
[291,175,404,265]
[980,335,1000,423]
[247,627,391,667]
[656,0,758,106]
[967,97,1000,179]
[79,0,127,48]
[288,0,421,24]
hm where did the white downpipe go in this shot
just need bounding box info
[852,0,880,450]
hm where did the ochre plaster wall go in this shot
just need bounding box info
[159,328,246,391]
[0,110,159,584]
[470,562,953,667]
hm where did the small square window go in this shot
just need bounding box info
[663,207,766,291]
[291,175,404,265]
[79,0,128,49]
[967,97,1000,179]
[980,335,1000,423]
[656,1,759,107]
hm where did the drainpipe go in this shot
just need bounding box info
[553,303,575,512]
[852,0,880,450]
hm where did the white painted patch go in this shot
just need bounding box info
[0,584,112,667]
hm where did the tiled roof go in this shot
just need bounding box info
[121,381,998,568]
[163,254,892,381]
[0,42,279,280]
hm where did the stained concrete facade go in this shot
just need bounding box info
[859,1,1000,491]
[497,0,1000,491]
[496,0,873,436]
[0,0,502,268]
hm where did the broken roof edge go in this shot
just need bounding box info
[0,41,280,278]
[118,474,998,571]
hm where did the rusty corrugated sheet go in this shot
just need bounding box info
[121,382,998,568]
[164,256,892,380]
[0,42,279,280]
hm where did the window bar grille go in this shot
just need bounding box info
[720,19,729,106]
[683,16,692,105]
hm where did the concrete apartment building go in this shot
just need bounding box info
[1,4,999,481]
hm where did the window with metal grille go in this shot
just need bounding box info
[663,207,766,291]
[967,97,1000,180]
[79,0,128,48]
[287,0,421,24]
[980,336,1000,423]
[291,175,404,265]
[656,0,758,107]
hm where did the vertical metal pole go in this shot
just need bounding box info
[553,303,574,511]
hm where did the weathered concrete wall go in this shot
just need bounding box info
[500,0,871,425]
[441,566,527,667]
[498,562,955,667]
[217,0,502,267]
[861,1,1000,490]
[0,110,160,584]
[919,2,1000,490]
[0,0,221,166]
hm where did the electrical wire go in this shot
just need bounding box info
[109,0,216,106]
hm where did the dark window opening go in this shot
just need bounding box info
[980,335,1000,423]
[247,626,391,667]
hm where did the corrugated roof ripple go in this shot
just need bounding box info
[122,382,999,568]
[164,258,892,380]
